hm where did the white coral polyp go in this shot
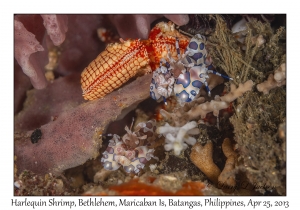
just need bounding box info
[158,121,199,156]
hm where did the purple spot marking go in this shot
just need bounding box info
[166,61,170,68]
[151,78,155,84]
[200,43,205,50]
[192,80,203,88]
[191,52,203,61]
[176,90,192,102]
[139,157,148,164]
[186,56,192,64]
[123,165,135,173]
[191,90,197,96]
[189,41,198,50]
[106,147,114,154]
[176,72,190,88]
[207,64,214,70]
[150,91,158,100]
[103,161,112,170]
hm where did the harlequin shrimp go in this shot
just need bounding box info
[101,119,157,174]
[81,21,190,100]
[150,34,233,103]
[149,36,194,104]
[149,59,175,105]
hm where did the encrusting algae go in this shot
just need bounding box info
[208,15,286,195]
[257,63,286,94]
[14,14,286,196]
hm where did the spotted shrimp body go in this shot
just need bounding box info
[182,34,208,66]
[101,120,157,174]
[150,59,175,104]
[150,33,233,103]
[175,34,233,102]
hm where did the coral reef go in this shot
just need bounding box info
[14,14,286,196]
[208,15,286,195]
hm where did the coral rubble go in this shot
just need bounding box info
[190,141,221,185]
[14,170,75,196]
[159,80,253,127]
[157,121,199,156]
[218,138,237,188]
[257,63,286,94]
